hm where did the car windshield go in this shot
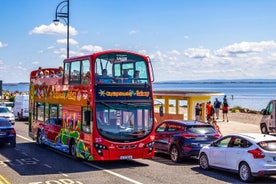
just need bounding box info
[0,120,11,126]
[96,102,153,142]
[0,107,10,113]
[187,125,217,135]
[258,141,276,151]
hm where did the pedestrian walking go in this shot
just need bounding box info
[206,101,215,120]
[195,103,202,121]
[213,98,222,120]
[222,102,229,122]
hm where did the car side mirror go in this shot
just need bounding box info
[261,109,266,115]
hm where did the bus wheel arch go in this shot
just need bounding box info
[36,129,44,147]
[69,139,78,160]
[260,123,269,134]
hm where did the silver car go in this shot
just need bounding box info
[0,106,15,125]
[199,133,276,182]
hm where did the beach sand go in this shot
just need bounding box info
[226,111,262,126]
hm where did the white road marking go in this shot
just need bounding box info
[84,162,143,184]
[17,134,35,142]
[17,133,144,184]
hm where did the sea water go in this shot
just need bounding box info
[153,81,276,111]
[3,81,276,111]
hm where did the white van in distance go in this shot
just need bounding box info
[13,94,29,120]
[260,100,276,134]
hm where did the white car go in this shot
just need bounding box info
[0,106,15,125]
[199,133,276,182]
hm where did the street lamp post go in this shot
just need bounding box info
[53,0,70,58]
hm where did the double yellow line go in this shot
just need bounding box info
[0,175,10,184]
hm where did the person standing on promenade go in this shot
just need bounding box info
[213,98,222,120]
[206,101,214,120]
[222,101,229,122]
[195,103,202,121]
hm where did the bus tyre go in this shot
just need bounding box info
[37,131,44,147]
[261,124,269,134]
[70,140,78,160]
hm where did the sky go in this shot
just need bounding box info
[1,0,276,83]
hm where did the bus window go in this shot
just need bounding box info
[37,102,45,121]
[48,104,62,126]
[95,58,113,84]
[70,61,81,84]
[82,107,92,133]
[64,63,70,85]
[81,59,90,85]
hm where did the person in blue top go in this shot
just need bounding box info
[213,98,222,120]
[98,69,114,83]
[118,69,132,83]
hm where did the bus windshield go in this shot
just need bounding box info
[96,102,153,142]
[95,53,149,84]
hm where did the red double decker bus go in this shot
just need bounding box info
[28,50,156,161]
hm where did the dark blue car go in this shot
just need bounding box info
[0,118,16,147]
[155,120,220,162]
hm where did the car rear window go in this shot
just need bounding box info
[258,141,276,151]
[0,120,11,126]
[187,126,216,135]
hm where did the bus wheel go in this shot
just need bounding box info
[70,140,78,160]
[261,124,269,134]
[37,131,44,146]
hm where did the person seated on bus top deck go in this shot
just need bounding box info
[98,69,114,83]
[36,67,43,78]
[56,66,64,77]
[133,70,141,83]
[117,69,132,83]
[82,71,90,84]
[44,70,50,78]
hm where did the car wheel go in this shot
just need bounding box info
[170,145,182,163]
[199,153,210,170]
[69,140,78,160]
[261,124,269,134]
[36,131,44,146]
[10,140,16,148]
[239,162,254,182]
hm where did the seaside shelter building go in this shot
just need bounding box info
[154,90,224,124]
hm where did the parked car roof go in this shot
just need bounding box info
[225,133,276,142]
[160,119,213,126]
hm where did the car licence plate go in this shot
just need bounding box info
[0,131,6,135]
[119,155,133,160]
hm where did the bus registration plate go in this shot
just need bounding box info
[119,155,133,160]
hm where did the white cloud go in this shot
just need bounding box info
[80,45,103,52]
[215,41,276,57]
[56,38,78,45]
[29,23,78,36]
[0,41,8,48]
[184,48,211,59]
[129,30,138,35]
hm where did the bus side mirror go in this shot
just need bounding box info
[159,105,164,117]
[85,110,91,122]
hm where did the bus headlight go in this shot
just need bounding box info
[94,143,108,156]
[145,141,155,153]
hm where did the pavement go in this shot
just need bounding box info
[217,120,260,135]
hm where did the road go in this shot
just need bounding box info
[0,121,275,184]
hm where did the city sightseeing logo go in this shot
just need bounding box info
[98,89,150,97]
